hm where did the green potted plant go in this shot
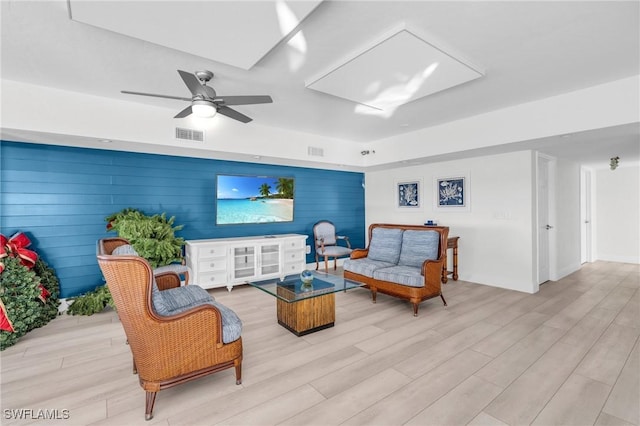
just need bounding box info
[67,208,185,315]
[105,208,185,268]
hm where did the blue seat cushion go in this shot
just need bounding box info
[318,245,353,257]
[398,230,440,268]
[152,284,242,344]
[367,228,404,264]
[344,258,395,278]
[373,265,424,288]
[153,284,212,315]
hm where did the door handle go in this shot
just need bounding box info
[545,225,554,230]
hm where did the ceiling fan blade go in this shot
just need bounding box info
[174,105,193,118]
[121,90,192,102]
[214,95,273,106]
[177,70,207,97]
[217,106,252,123]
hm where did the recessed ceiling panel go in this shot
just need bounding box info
[68,1,323,70]
[306,28,484,111]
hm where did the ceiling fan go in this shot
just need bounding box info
[121,70,272,123]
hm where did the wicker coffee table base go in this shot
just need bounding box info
[276,293,336,336]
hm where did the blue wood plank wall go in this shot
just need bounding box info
[0,141,365,298]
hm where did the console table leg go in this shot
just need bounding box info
[441,252,448,284]
[452,246,459,281]
[443,236,459,283]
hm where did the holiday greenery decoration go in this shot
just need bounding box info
[0,256,41,350]
[66,284,114,316]
[0,233,60,351]
[32,258,61,327]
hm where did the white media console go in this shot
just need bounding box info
[185,234,308,290]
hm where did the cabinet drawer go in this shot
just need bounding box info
[199,259,227,273]
[283,262,304,274]
[283,239,304,250]
[198,272,228,289]
[283,250,304,263]
[200,245,226,258]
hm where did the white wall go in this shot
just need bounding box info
[3,75,638,172]
[595,165,640,263]
[0,79,366,171]
[552,158,583,278]
[365,150,537,293]
[366,76,640,167]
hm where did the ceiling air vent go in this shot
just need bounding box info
[308,146,324,157]
[175,127,205,142]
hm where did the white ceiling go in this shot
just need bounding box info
[305,26,484,112]
[68,1,324,71]
[1,0,639,168]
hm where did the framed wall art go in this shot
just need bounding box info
[396,179,422,209]
[434,174,470,211]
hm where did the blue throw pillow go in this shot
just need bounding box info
[367,228,404,264]
[398,230,440,268]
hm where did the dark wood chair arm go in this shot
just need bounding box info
[154,271,182,291]
[421,258,444,293]
[350,248,369,259]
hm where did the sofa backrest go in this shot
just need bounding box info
[398,230,440,267]
[367,227,404,263]
[366,224,449,266]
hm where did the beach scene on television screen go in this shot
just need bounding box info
[216,175,294,224]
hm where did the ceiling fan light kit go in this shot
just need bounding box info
[121,70,272,123]
[192,100,217,118]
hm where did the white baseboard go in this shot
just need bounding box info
[552,262,582,281]
[58,298,71,313]
[305,258,347,272]
[596,254,640,264]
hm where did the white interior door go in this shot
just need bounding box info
[537,156,551,284]
[580,168,593,264]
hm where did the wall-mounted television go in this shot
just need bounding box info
[216,174,294,225]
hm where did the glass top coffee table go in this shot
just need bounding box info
[248,271,363,336]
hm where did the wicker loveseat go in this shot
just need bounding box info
[343,224,449,316]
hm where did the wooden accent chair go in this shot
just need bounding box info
[97,239,243,420]
[100,237,190,285]
[313,220,353,272]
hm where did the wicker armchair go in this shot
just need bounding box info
[97,240,243,420]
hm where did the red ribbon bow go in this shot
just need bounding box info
[0,232,38,273]
[0,298,14,332]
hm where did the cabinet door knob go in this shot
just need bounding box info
[210,263,215,267]
[210,276,215,281]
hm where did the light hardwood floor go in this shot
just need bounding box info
[1,261,638,426]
